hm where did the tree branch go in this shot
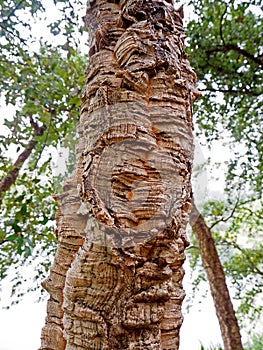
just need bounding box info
[226,240,263,277]
[2,0,25,23]
[0,0,25,35]
[0,119,46,204]
[199,87,261,97]
[207,44,263,67]
[219,5,227,46]
[209,199,239,230]
[33,110,54,168]
[0,239,8,246]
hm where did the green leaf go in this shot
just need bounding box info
[41,216,49,225]
[12,223,22,234]
[6,234,17,241]
[20,203,27,216]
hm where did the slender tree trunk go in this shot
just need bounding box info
[190,201,243,350]
[40,1,198,349]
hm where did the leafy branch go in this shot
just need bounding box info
[198,87,261,97]
[224,240,263,277]
[0,239,8,246]
[209,199,239,230]
[0,0,26,38]
[0,118,46,205]
[213,3,263,67]
[219,4,227,46]
[32,110,54,169]
[1,0,25,23]
[207,44,263,67]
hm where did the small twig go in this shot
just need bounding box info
[225,240,263,277]
[186,245,199,251]
[241,206,262,220]
[209,198,239,230]
[33,110,54,168]
[0,22,14,36]
[2,0,25,23]
[219,5,227,46]
[198,87,261,97]
[0,0,25,35]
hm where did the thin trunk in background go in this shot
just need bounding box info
[190,201,243,350]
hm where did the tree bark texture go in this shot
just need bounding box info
[190,202,243,350]
[40,1,199,349]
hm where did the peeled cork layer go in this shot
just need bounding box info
[40,1,199,349]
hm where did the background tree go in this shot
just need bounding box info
[186,0,263,335]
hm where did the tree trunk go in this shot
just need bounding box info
[190,201,243,350]
[40,1,198,349]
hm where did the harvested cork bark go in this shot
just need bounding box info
[40,1,199,349]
